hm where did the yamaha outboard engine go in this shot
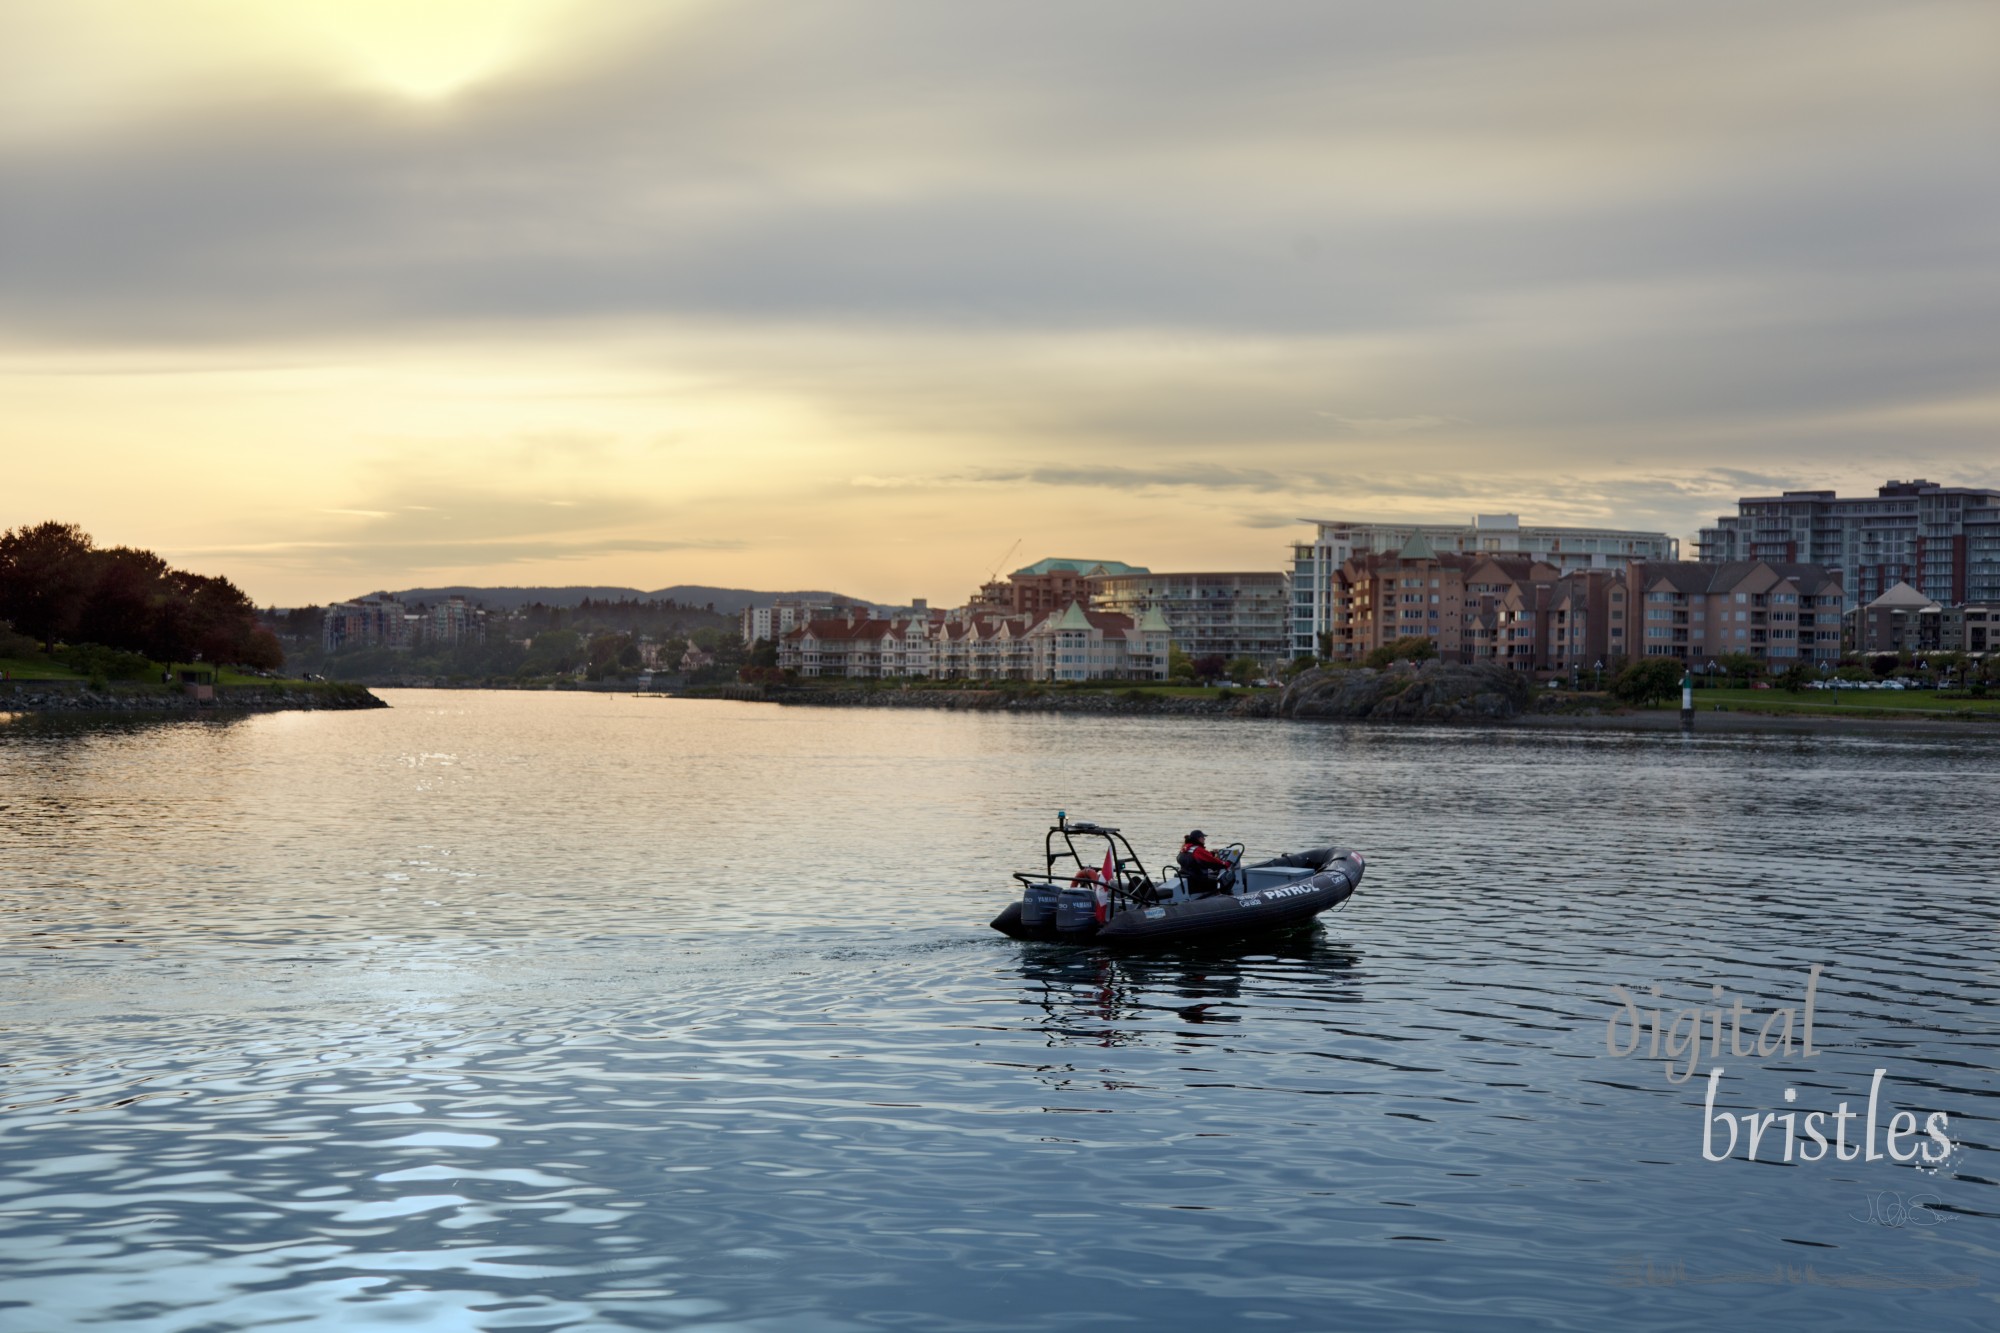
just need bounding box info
[1055,884,1101,935]
[1020,882,1063,932]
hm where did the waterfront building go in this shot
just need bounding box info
[1323,533,1577,669]
[1629,561,1844,665]
[410,595,483,646]
[1022,603,1172,682]
[1090,570,1289,670]
[1290,514,1677,658]
[779,600,1168,682]
[1697,479,2000,608]
[740,598,849,646]
[971,558,1149,618]
[936,612,1034,680]
[781,607,939,680]
[1320,541,1840,670]
[1967,606,1999,656]
[321,596,411,652]
[1847,584,2000,657]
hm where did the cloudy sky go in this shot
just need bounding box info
[4,1,1997,605]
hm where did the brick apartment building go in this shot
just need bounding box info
[1629,562,1844,665]
[1322,533,1842,670]
[970,558,1148,617]
[1291,513,1677,658]
[1850,583,2000,656]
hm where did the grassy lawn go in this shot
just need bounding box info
[0,653,306,688]
[0,655,85,681]
[785,679,1261,699]
[1114,685,1246,700]
[1654,686,2000,717]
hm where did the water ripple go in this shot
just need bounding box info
[1,694,1994,1331]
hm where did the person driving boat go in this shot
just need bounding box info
[1176,830,1235,896]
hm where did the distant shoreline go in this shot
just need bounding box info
[0,682,386,717]
[678,681,2000,738]
[1506,708,2000,738]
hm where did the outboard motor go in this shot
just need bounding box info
[1020,882,1063,932]
[1055,884,1101,935]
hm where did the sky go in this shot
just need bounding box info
[3,1,1997,607]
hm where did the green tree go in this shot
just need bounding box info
[1777,662,1810,693]
[1168,646,1195,681]
[747,637,779,669]
[1715,651,1763,685]
[0,521,95,652]
[176,571,272,667]
[1363,636,1439,669]
[1610,658,1683,706]
[75,546,173,656]
[1225,655,1260,685]
[586,632,642,680]
[523,629,583,676]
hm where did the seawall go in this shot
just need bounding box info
[0,682,388,715]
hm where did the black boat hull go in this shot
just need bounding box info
[990,850,1363,947]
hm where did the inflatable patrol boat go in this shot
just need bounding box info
[990,813,1363,947]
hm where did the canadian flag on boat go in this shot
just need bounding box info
[1094,846,1115,923]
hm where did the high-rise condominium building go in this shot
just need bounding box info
[1090,571,1291,670]
[1697,479,2000,608]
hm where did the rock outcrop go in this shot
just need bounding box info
[1277,661,1533,722]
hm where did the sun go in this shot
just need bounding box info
[1,1,687,135]
[291,0,577,100]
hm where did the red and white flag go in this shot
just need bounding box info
[1094,847,1115,922]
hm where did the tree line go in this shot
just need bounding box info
[0,521,282,669]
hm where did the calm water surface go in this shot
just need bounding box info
[2,691,1995,1330]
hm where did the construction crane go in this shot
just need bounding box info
[982,537,1022,587]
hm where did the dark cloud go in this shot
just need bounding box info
[4,0,1997,544]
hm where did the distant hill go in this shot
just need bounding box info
[357,585,876,615]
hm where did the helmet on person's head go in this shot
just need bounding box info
[1186,830,1205,844]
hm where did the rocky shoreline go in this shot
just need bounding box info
[0,682,387,715]
[738,660,1538,721]
[705,663,2000,736]
[768,685,1254,715]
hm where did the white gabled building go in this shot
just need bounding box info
[1025,602,1172,681]
[778,602,1171,681]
